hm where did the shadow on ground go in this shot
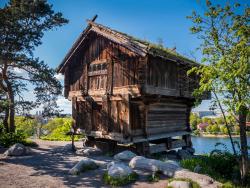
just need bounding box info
[0,141,168,188]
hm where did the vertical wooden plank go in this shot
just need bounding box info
[72,97,77,127]
[85,96,93,134]
[64,66,70,98]
[106,60,114,95]
[186,105,192,132]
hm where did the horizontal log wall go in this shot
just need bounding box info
[146,103,187,135]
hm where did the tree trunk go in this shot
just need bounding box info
[3,107,9,132]
[71,120,76,151]
[213,90,237,155]
[239,106,248,184]
[7,84,15,132]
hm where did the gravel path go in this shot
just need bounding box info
[0,140,168,188]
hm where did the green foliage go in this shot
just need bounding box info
[41,117,83,141]
[0,131,26,147]
[216,117,225,125]
[103,172,138,186]
[221,182,234,188]
[0,0,68,132]
[187,2,249,180]
[180,151,240,184]
[0,121,4,133]
[193,129,200,136]
[15,116,38,137]
[168,178,200,188]
[190,113,201,130]
[147,171,161,182]
[43,117,66,134]
[202,117,212,124]
[220,126,228,135]
[0,131,37,147]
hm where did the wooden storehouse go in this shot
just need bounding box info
[57,17,207,154]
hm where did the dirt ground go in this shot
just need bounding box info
[0,140,168,188]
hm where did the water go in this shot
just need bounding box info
[192,136,250,154]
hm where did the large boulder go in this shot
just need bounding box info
[107,161,133,178]
[164,159,180,167]
[76,147,102,156]
[184,147,195,155]
[129,156,221,187]
[129,156,180,177]
[114,150,137,162]
[69,157,98,175]
[166,150,178,160]
[4,143,29,156]
[174,169,221,188]
[177,149,192,160]
[168,180,191,188]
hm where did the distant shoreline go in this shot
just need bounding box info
[192,133,240,138]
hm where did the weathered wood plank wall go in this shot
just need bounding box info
[66,31,197,143]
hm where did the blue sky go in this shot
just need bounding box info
[1,0,220,113]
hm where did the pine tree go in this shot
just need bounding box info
[0,0,68,132]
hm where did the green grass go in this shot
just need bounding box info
[180,152,250,187]
[180,153,239,183]
[147,171,161,182]
[167,178,200,188]
[103,172,138,186]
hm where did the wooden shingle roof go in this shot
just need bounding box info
[57,19,198,73]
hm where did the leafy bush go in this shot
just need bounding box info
[15,116,38,137]
[190,113,201,130]
[103,172,138,186]
[0,131,37,147]
[180,151,240,184]
[168,178,200,188]
[41,117,83,141]
[206,124,220,134]
[193,129,200,136]
[0,131,26,147]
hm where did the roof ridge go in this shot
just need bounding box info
[88,21,198,65]
[57,20,199,73]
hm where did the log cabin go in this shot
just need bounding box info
[57,16,208,154]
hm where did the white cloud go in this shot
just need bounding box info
[13,67,24,74]
[55,73,64,81]
[12,67,27,77]
[57,97,71,114]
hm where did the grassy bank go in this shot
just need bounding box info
[192,133,241,138]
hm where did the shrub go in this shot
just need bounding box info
[180,151,240,184]
[0,131,37,147]
[15,116,38,137]
[193,129,200,136]
[0,131,26,147]
[41,117,83,141]
[103,172,138,186]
